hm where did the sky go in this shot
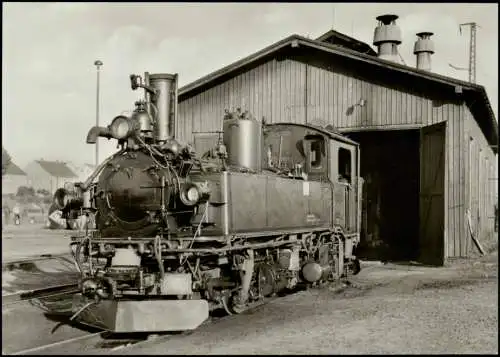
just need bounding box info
[2,2,498,169]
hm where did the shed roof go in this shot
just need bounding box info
[36,160,77,178]
[4,161,26,176]
[179,34,498,152]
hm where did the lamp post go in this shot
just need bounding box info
[94,60,103,166]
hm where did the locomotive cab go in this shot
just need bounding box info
[262,123,361,236]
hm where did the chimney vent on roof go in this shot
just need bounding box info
[373,14,402,64]
[413,32,435,71]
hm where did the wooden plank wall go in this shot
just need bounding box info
[306,65,429,128]
[463,104,496,253]
[177,59,461,142]
[446,111,466,257]
[177,57,494,258]
[177,60,305,145]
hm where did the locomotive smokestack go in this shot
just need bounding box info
[413,32,435,71]
[373,14,402,64]
[147,73,178,142]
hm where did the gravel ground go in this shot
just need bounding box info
[120,254,498,355]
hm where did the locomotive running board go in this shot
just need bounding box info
[71,294,209,333]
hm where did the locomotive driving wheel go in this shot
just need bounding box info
[222,292,247,315]
[223,266,272,316]
[257,263,276,298]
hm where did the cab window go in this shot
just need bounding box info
[306,137,325,170]
[338,147,352,183]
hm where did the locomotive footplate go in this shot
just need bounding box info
[71,294,209,333]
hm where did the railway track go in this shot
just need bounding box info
[10,331,150,355]
[2,253,85,354]
[2,282,79,307]
[18,282,355,355]
[2,253,74,270]
[2,253,79,303]
[2,279,106,355]
[6,287,285,355]
[7,281,349,355]
[6,285,356,354]
[3,253,367,354]
[2,251,211,355]
[10,311,223,355]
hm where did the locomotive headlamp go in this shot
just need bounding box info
[187,186,200,202]
[180,185,200,206]
[109,115,134,140]
[180,181,211,206]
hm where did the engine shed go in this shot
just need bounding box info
[175,17,498,266]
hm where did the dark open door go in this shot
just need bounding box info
[419,122,446,266]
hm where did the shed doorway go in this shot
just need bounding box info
[346,129,421,262]
[346,126,446,265]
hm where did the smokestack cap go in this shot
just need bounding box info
[414,32,435,54]
[373,14,402,46]
[148,73,177,80]
[416,31,434,38]
[376,14,399,24]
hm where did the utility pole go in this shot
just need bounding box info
[94,60,103,166]
[460,22,478,84]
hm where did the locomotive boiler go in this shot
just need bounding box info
[67,71,363,333]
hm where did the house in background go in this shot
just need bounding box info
[2,161,28,195]
[66,162,95,183]
[24,160,78,194]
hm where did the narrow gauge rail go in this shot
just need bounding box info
[5,273,352,354]
[11,332,107,355]
[10,311,223,355]
[3,253,80,306]
[9,281,353,355]
[2,253,74,271]
[2,283,79,307]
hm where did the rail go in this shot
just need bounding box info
[8,308,223,355]
[9,332,104,355]
[2,283,79,307]
[3,253,79,307]
[3,275,357,354]
[2,253,74,271]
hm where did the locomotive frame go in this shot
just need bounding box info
[66,72,363,333]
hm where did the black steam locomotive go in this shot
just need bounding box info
[66,72,363,333]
